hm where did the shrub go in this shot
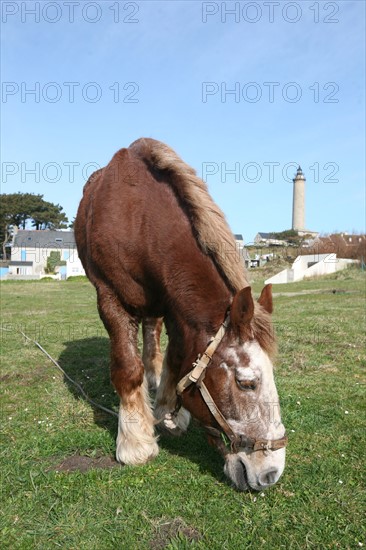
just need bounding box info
[45,251,66,274]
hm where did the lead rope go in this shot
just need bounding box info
[0,326,118,418]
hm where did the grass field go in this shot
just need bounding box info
[1,267,365,549]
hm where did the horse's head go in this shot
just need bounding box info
[179,284,287,492]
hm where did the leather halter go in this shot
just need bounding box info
[175,312,288,454]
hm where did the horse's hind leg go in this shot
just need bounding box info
[96,284,159,465]
[154,351,191,436]
[142,319,190,434]
[142,317,163,391]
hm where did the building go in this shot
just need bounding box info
[291,166,318,237]
[234,234,251,268]
[292,166,305,231]
[255,167,318,245]
[8,229,85,280]
[307,233,366,259]
[234,234,244,247]
[254,233,288,246]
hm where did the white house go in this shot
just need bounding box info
[254,232,288,247]
[234,234,251,268]
[8,229,85,280]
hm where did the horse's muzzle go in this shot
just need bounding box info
[224,449,285,492]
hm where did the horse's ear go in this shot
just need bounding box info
[258,284,273,314]
[231,287,254,327]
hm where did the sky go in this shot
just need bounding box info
[1,0,365,243]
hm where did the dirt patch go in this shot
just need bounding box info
[49,454,120,473]
[149,517,201,549]
[0,373,21,382]
[0,367,49,385]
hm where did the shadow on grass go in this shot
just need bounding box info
[58,337,226,485]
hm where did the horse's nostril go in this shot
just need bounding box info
[258,468,279,487]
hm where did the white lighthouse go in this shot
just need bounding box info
[292,166,305,231]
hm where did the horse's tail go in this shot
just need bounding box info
[129,138,247,293]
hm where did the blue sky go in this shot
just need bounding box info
[1,0,365,242]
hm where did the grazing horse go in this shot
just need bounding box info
[74,138,287,491]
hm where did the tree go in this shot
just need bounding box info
[0,193,69,258]
[31,201,68,230]
[0,193,40,258]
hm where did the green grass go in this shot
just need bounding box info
[1,271,365,549]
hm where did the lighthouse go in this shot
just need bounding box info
[292,166,305,231]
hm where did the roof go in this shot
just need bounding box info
[257,232,274,239]
[9,261,33,266]
[314,233,366,246]
[234,234,244,241]
[293,166,305,180]
[305,233,365,259]
[13,230,76,249]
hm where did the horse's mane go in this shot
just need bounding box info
[129,138,248,293]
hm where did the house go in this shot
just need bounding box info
[254,233,288,246]
[8,230,85,280]
[234,234,252,268]
[308,233,366,259]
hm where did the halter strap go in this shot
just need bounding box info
[205,425,288,453]
[174,311,288,454]
[176,313,230,395]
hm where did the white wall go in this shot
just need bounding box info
[303,255,356,278]
[66,256,86,278]
[292,254,330,281]
[265,268,291,285]
[8,264,33,276]
[265,254,357,284]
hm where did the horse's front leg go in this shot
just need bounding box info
[96,284,159,465]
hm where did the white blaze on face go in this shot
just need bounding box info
[224,341,286,491]
[235,365,257,381]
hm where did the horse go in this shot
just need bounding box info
[74,138,287,491]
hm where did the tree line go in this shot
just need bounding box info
[0,193,71,259]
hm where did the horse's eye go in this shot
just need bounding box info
[236,379,257,391]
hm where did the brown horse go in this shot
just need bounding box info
[74,138,287,491]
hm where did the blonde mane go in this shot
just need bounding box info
[130,138,248,293]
